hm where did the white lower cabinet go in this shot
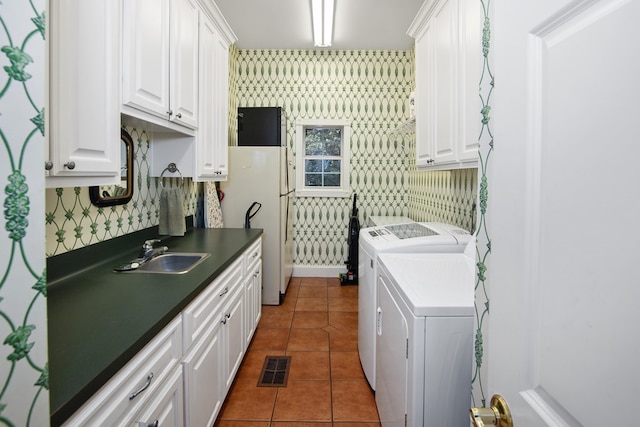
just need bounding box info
[62,317,183,427]
[181,257,243,353]
[63,237,262,427]
[221,284,245,392]
[182,316,223,427]
[130,367,184,427]
[243,259,262,347]
[243,239,262,347]
[182,281,244,427]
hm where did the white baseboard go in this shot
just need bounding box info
[292,265,346,278]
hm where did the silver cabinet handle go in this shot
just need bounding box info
[175,113,182,119]
[219,287,229,297]
[64,161,76,170]
[148,421,159,427]
[221,312,231,325]
[252,252,259,258]
[129,372,154,400]
[44,161,53,170]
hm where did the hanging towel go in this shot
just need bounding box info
[204,182,223,228]
[159,186,186,236]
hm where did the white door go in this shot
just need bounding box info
[487,0,640,425]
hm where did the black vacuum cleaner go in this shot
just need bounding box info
[340,193,359,285]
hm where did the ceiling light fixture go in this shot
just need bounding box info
[311,0,334,47]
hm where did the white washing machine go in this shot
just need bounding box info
[376,251,475,427]
[358,222,472,390]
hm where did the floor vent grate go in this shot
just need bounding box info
[257,356,291,387]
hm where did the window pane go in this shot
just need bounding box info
[304,128,342,156]
[323,174,341,187]
[323,160,341,173]
[305,159,323,172]
[305,173,322,186]
[324,140,341,156]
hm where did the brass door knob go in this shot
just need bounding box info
[470,394,513,427]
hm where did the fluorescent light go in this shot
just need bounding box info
[312,0,334,47]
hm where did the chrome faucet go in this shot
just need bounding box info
[139,239,168,263]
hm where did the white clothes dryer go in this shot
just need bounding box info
[376,251,475,427]
[357,222,472,390]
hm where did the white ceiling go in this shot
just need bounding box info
[215,0,424,50]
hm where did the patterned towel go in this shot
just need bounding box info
[205,182,223,228]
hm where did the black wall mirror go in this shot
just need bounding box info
[89,128,134,207]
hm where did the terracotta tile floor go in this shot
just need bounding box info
[215,277,380,427]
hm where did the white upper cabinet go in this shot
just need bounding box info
[408,0,481,170]
[122,0,199,132]
[195,10,231,180]
[46,0,121,187]
[133,0,236,181]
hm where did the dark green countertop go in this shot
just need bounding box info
[47,226,262,426]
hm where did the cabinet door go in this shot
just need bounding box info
[244,259,262,347]
[47,0,120,185]
[129,367,184,427]
[195,14,223,180]
[223,285,245,392]
[183,319,224,427]
[414,21,434,168]
[430,0,457,166]
[122,0,171,120]
[194,12,230,181]
[170,0,199,129]
[182,257,243,352]
[212,30,230,179]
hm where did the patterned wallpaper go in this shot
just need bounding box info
[232,48,477,266]
[474,0,493,408]
[0,1,49,425]
[44,127,202,256]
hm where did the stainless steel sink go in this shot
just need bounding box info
[132,252,210,274]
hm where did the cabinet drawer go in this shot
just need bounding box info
[182,257,243,352]
[63,316,182,427]
[127,366,184,427]
[244,238,262,274]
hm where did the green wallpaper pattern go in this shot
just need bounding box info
[0,1,49,425]
[233,48,477,266]
[44,128,202,256]
[473,0,493,408]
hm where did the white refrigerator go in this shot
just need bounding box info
[220,146,295,305]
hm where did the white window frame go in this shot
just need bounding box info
[295,119,351,198]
